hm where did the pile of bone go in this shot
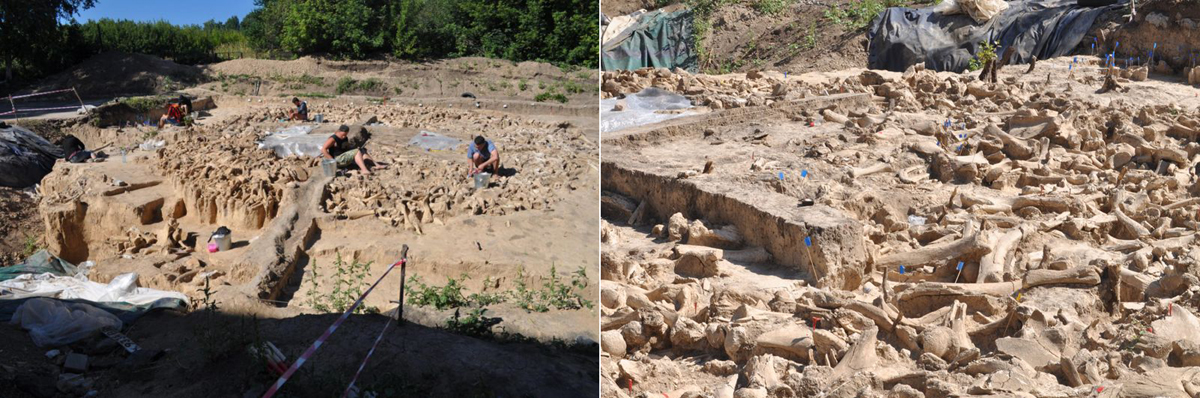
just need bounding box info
[154,128,308,230]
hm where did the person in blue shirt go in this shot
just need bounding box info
[468,135,499,176]
[288,97,309,121]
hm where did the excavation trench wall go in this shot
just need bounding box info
[601,94,875,289]
[603,163,869,289]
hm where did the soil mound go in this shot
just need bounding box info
[28,51,203,98]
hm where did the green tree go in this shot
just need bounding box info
[242,0,289,53]
[0,0,95,81]
[280,0,388,59]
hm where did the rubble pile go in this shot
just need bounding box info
[601,58,1200,398]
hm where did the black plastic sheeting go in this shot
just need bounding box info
[868,0,1124,73]
[0,123,63,188]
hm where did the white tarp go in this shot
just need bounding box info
[0,272,187,305]
[258,125,325,158]
[600,87,696,134]
[11,298,123,347]
[409,131,464,152]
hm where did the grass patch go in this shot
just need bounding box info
[293,92,334,99]
[270,73,324,89]
[824,0,904,30]
[754,0,793,15]
[122,96,166,113]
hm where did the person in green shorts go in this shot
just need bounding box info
[321,124,375,175]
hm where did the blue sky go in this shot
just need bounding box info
[65,0,257,26]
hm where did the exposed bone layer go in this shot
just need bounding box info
[600,46,1200,397]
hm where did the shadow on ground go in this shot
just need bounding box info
[0,304,598,398]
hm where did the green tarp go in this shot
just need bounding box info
[602,8,698,72]
[0,249,78,282]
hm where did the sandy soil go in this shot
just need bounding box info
[202,56,597,105]
[598,11,1200,396]
[1,54,599,397]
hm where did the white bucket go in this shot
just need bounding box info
[213,234,232,252]
[321,159,337,177]
[473,172,491,189]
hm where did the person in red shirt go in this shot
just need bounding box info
[158,102,184,128]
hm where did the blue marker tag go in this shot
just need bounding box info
[957,261,964,271]
[1154,42,1157,50]
[1073,57,1077,63]
[899,265,906,274]
[1116,41,1120,49]
[960,134,965,139]
[1069,64,1073,71]
[778,171,784,180]
[936,140,940,146]
[804,236,812,247]
[956,145,962,151]
[801,170,808,178]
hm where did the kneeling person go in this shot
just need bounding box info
[322,124,375,175]
[158,101,184,128]
[468,135,499,176]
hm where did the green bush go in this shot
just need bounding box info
[303,253,377,314]
[511,265,593,312]
[336,76,356,94]
[967,41,998,72]
[407,274,472,310]
[534,91,568,103]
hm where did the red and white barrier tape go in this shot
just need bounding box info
[261,258,406,398]
[341,315,394,397]
[9,88,78,100]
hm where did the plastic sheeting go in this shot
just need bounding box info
[257,125,324,158]
[0,124,64,188]
[0,272,187,305]
[602,8,697,72]
[10,298,122,347]
[600,87,696,133]
[867,0,1123,73]
[0,250,188,324]
[409,131,464,152]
